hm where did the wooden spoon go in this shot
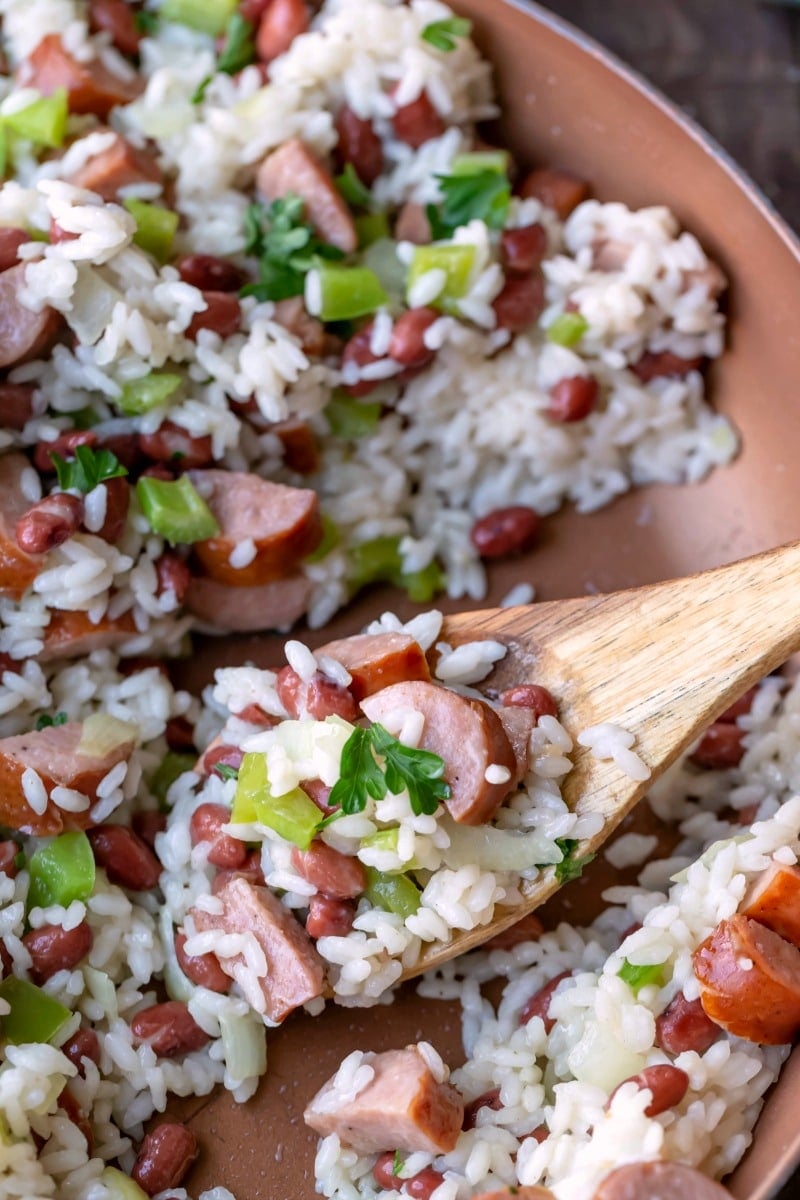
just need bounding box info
[399,537,800,980]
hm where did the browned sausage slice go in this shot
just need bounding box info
[256,138,357,253]
[67,133,162,201]
[0,721,136,836]
[497,705,535,784]
[304,1045,464,1154]
[360,682,517,825]
[0,454,42,600]
[19,34,141,118]
[40,609,138,662]
[266,416,319,474]
[740,863,800,948]
[0,265,62,370]
[693,913,800,1043]
[592,1161,732,1200]
[191,875,324,1023]
[0,227,27,272]
[184,573,312,632]
[190,469,321,587]
[314,632,431,701]
[518,167,589,220]
[472,1189,555,1200]
[0,383,37,430]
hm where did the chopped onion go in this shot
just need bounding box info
[442,822,563,872]
[219,1010,267,1082]
[77,713,138,759]
[160,909,193,1004]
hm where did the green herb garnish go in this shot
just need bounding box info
[242,194,344,303]
[134,11,159,35]
[193,12,257,102]
[214,763,240,781]
[618,959,665,995]
[421,17,472,52]
[329,723,450,817]
[546,837,595,884]
[392,1151,405,1177]
[35,712,67,731]
[426,169,511,239]
[51,445,128,494]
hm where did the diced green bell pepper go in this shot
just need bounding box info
[348,535,445,603]
[159,0,238,36]
[136,474,220,544]
[315,264,388,322]
[118,373,182,416]
[546,312,588,347]
[4,89,68,149]
[407,243,475,311]
[324,390,381,439]
[355,211,390,249]
[123,198,179,264]
[232,752,323,849]
[27,832,95,912]
[364,866,420,918]
[305,512,341,563]
[335,163,373,210]
[617,959,665,995]
[100,1167,150,1200]
[0,976,72,1044]
[451,150,510,177]
[151,751,196,806]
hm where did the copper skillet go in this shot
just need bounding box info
[171,1,800,1196]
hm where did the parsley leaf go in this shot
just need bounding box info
[335,163,373,210]
[35,711,67,730]
[552,837,595,884]
[328,724,450,818]
[426,169,511,239]
[392,1151,405,1177]
[51,445,128,494]
[213,763,240,782]
[241,195,344,302]
[193,13,256,103]
[421,17,472,52]
[134,11,159,35]
[329,727,387,815]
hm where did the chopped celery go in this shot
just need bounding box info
[100,1167,150,1200]
[324,390,381,439]
[232,754,322,848]
[118,373,182,416]
[231,751,267,824]
[305,512,341,563]
[27,832,95,912]
[0,976,71,1044]
[355,211,390,249]
[348,535,445,603]
[451,150,510,177]
[159,909,193,1003]
[362,237,407,302]
[403,560,446,604]
[123,197,179,264]
[315,264,388,322]
[364,867,420,918]
[407,244,475,311]
[4,89,68,149]
[136,474,220,545]
[0,126,7,178]
[360,827,420,872]
[219,1009,267,1081]
[618,959,665,995]
[546,312,588,347]
[335,163,373,209]
[151,751,196,806]
[159,0,238,36]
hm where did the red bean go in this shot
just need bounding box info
[462,1087,502,1130]
[23,921,93,984]
[395,201,431,245]
[256,0,309,63]
[341,322,382,397]
[141,463,175,481]
[291,841,365,900]
[518,167,589,219]
[34,430,96,473]
[0,383,36,430]
[718,686,757,724]
[334,105,384,186]
[99,431,141,472]
[690,722,746,769]
[189,803,248,869]
[201,743,245,777]
[470,505,540,559]
[57,1085,93,1153]
[500,224,548,275]
[50,218,78,245]
[61,1027,101,1077]
[388,307,438,368]
[236,703,277,726]
[94,475,130,542]
[174,930,229,993]
[88,0,142,56]
[139,422,214,469]
[131,1001,209,1057]
[154,552,191,603]
[500,684,558,721]
[177,254,247,293]
[300,778,336,815]
[548,376,598,422]
[492,273,545,332]
[276,666,359,722]
[485,913,545,952]
[0,840,20,878]
[306,894,357,938]
[211,849,266,894]
[372,1154,445,1198]
[631,350,704,383]
[610,1065,689,1117]
[390,87,445,148]
[88,825,162,891]
[520,970,571,1031]
[15,494,84,555]
[655,991,721,1055]
[0,226,27,272]
[186,292,242,340]
[132,811,167,850]
[165,716,196,752]
[132,1122,199,1197]
[0,941,12,978]
[240,0,272,20]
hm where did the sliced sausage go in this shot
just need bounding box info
[631,351,704,383]
[360,681,517,825]
[256,138,357,254]
[395,202,432,246]
[0,383,37,430]
[390,88,445,148]
[271,298,328,358]
[334,106,384,186]
[692,913,800,1043]
[190,469,321,586]
[0,454,44,599]
[518,167,589,219]
[67,133,161,201]
[519,970,571,1031]
[313,632,431,702]
[155,552,191,603]
[0,720,136,836]
[268,418,320,475]
[304,1044,463,1154]
[184,572,312,632]
[654,990,721,1056]
[19,34,141,118]
[40,609,138,662]
[255,0,309,64]
[592,1161,732,1200]
[276,666,359,722]
[191,875,324,1023]
[500,684,558,721]
[0,264,63,369]
[88,0,143,57]
[608,1065,689,1117]
[0,227,27,272]
[291,841,365,900]
[741,862,800,948]
[472,1189,555,1200]
[496,705,535,784]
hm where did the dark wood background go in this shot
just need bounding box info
[542,3,799,1196]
